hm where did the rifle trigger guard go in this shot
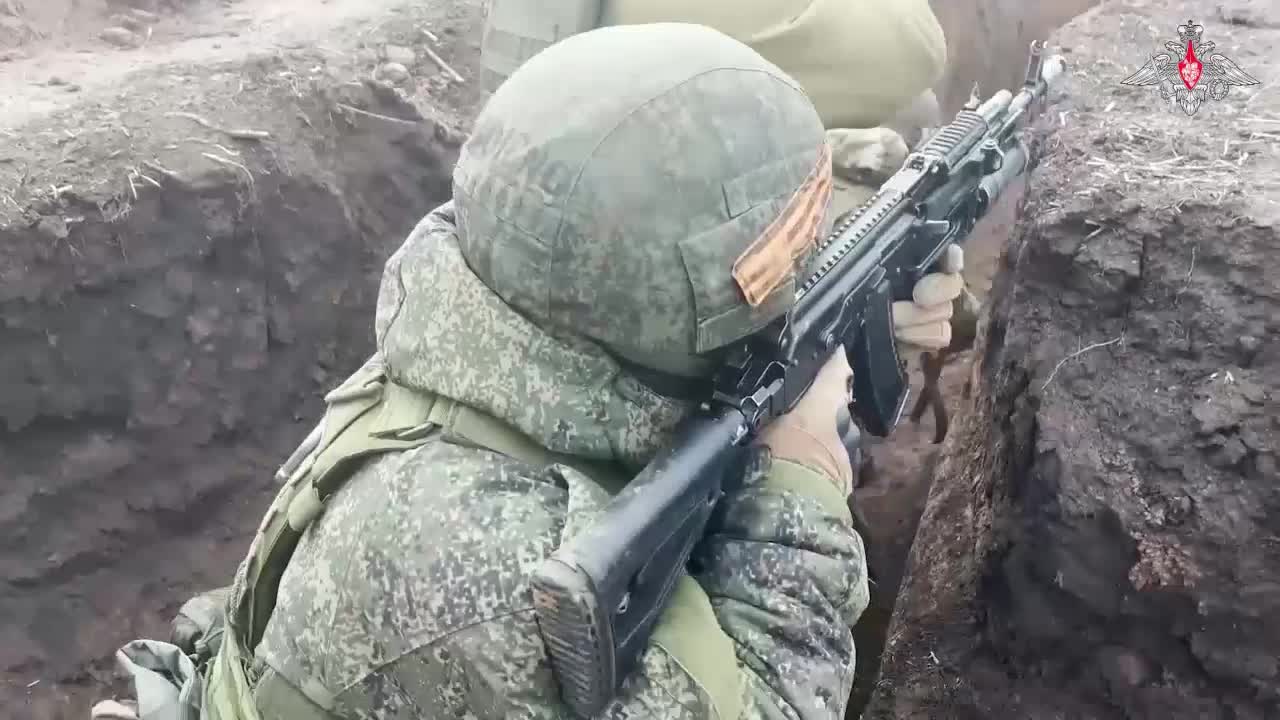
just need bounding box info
[981,139,1005,173]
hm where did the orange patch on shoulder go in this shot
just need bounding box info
[731,144,832,307]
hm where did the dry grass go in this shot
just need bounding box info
[0,54,313,226]
[1075,112,1279,207]
[1039,106,1280,212]
[1034,55,1280,214]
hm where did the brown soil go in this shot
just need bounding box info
[6,0,1268,718]
[1,1,486,718]
[865,0,1280,718]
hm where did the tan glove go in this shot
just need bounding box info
[893,243,967,351]
[90,700,139,720]
[757,349,855,495]
[170,585,232,658]
[827,126,909,186]
[886,89,943,148]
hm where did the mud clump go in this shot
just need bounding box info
[867,2,1280,718]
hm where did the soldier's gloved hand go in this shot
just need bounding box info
[893,243,966,351]
[887,89,943,148]
[90,700,138,720]
[826,126,910,226]
[826,127,910,186]
[170,586,232,658]
[757,349,855,495]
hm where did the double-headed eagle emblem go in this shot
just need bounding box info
[1121,20,1259,116]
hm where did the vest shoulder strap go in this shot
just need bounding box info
[211,363,436,719]
[209,362,628,718]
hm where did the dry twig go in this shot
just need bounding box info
[334,102,421,127]
[141,160,181,179]
[166,111,271,140]
[421,43,465,83]
[125,166,160,198]
[201,152,254,186]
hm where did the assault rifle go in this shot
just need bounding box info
[531,42,1067,718]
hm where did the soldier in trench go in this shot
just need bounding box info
[92,18,973,720]
[483,0,984,453]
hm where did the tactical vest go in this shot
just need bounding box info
[200,360,747,720]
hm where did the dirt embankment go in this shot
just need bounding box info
[868,1,1280,718]
[1,1,485,717]
[847,0,1098,714]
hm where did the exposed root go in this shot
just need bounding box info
[1040,335,1124,391]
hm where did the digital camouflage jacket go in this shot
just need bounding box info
[247,205,870,720]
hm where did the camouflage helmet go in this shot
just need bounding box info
[452,22,832,378]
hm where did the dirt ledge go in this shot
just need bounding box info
[0,3,484,717]
[867,1,1280,718]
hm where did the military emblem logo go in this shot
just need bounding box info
[1121,20,1259,116]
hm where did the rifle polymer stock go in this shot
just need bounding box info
[531,42,1067,718]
